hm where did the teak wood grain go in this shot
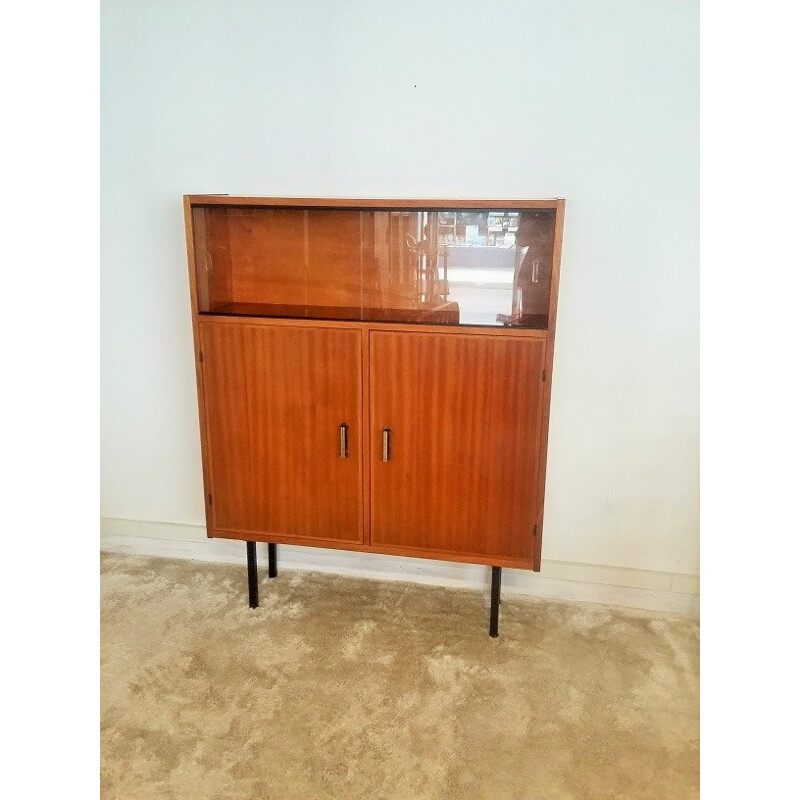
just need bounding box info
[368,331,546,565]
[184,196,565,571]
[199,320,363,543]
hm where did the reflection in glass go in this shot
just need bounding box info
[193,206,555,328]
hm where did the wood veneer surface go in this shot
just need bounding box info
[200,321,363,542]
[369,331,545,564]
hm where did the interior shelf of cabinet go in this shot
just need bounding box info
[200,302,548,329]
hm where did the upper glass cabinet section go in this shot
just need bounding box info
[188,199,560,329]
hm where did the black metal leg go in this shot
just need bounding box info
[489,566,502,637]
[247,541,259,608]
[268,542,277,578]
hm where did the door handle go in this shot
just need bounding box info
[382,427,391,462]
[339,423,349,459]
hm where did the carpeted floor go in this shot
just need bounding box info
[100,553,699,800]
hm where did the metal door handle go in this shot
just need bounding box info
[382,428,391,462]
[339,423,349,459]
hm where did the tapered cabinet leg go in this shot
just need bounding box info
[489,566,502,637]
[268,543,277,578]
[247,541,259,608]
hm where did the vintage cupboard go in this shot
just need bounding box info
[184,197,565,636]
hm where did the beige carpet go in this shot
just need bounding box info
[100,553,699,800]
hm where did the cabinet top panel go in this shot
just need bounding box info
[186,196,564,210]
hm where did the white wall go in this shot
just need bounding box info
[101,1,699,585]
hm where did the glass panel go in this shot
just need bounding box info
[192,206,556,328]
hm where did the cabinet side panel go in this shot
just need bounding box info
[370,331,545,564]
[184,198,213,535]
[535,200,566,569]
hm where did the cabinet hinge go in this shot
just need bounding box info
[199,351,204,364]
[207,493,212,506]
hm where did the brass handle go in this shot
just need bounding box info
[339,423,349,459]
[382,427,391,462]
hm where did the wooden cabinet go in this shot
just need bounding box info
[184,196,565,635]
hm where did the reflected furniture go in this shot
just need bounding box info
[184,196,565,636]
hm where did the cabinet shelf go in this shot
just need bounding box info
[200,303,549,330]
[202,300,462,325]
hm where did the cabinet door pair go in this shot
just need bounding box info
[200,321,545,564]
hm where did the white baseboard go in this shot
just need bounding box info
[100,517,699,617]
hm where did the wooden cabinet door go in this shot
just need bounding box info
[369,331,545,565]
[200,321,362,543]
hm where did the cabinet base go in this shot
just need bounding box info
[245,541,502,637]
[489,566,502,637]
[268,543,277,578]
[247,541,258,608]
[247,541,278,609]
